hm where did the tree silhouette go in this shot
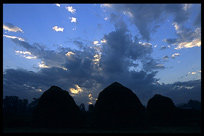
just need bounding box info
[3,96,29,127]
[79,103,86,112]
[88,104,94,113]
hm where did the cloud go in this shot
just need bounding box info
[171,53,180,58]
[101,4,192,41]
[10,39,68,68]
[164,23,201,49]
[154,79,201,104]
[38,61,50,68]
[65,6,76,14]
[52,26,64,32]
[69,17,77,23]
[104,17,108,20]
[65,51,75,57]
[4,20,158,105]
[3,34,25,41]
[183,4,192,11]
[55,3,60,7]
[163,55,169,60]
[15,50,37,59]
[69,84,83,95]
[4,17,199,106]
[101,39,107,43]
[194,10,201,27]
[15,51,31,55]
[191,72,196,75]
[93,41,99,45]
[101,4,112,8]
[3,23,24,33]
[160,45,170,50]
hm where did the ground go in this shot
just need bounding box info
[3,126,201,133]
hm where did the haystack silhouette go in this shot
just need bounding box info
[93,82,145,129]
[146,94,177,126]
[33,86,83,128]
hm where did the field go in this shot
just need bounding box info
[3,126,201,133]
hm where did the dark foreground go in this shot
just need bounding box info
[4,126,201,133]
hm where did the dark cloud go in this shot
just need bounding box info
[4,20,163,106]
[142,58,165,72]
[11,39,73,68]
[194,11,201,27]
[3,69,45,101]
[153,80,201,105]
[4,10,200,106]
[103,4,191,41]
[160,45,169,50]
[163,55,169,60]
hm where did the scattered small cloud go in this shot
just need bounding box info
[101,4,112,8]
[69,17,77,23]
[38,61,50,68]
[101,39,107,43]
[72,27,77,31]
[160,45,170,50]
[15,51,31,55]
[65,51,75,57]
[3,23,24,33]
[88,94,95,105]
[93,41,99,45]
[104,17,108,20]
[138,42,152,47]
[123,11,133,17]
[183,4,192,11]
[3,34,25,41]
[191,72,197,75]
[171,53,180,58]
[55,3,60,7]
[36,89,42,92]
[163,55,169,60]
[15,50,37,59]
[24,56,37,59]
[52,26,64,32]
[65,6,76,14]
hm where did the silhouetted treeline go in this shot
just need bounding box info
[3,96,39,128]
[3,82,201,130]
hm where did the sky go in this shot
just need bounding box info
[3,4,201,108]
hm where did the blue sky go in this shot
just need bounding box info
[3,4,201,107]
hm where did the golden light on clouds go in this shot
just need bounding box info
[65,51,75,57]
[101,39,107,43]
[69,84,83,94]
[93,41,99,45]
[93,54,101,64]
[175,39,201,50]
[36,89,42,92]
[191,72,197,75]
